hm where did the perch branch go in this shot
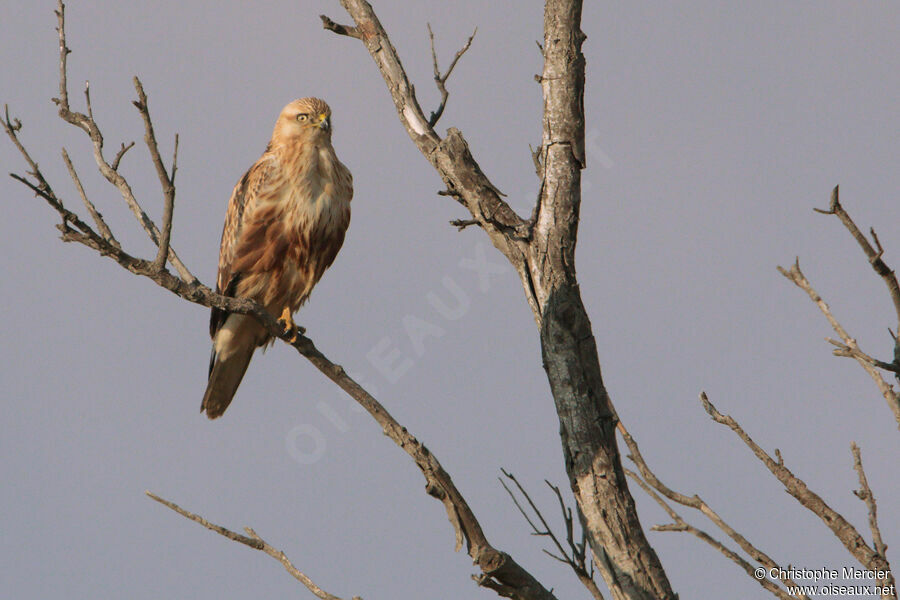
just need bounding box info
[146,492,359,600]
[10,11,557,599]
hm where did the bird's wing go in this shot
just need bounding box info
[312,160,354,283]
[209,154,279,339]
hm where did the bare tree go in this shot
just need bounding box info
[5,2,895,600]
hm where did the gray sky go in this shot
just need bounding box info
[2,1,898,598]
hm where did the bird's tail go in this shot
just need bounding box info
[201,343,255,419]
[202,314,264,419]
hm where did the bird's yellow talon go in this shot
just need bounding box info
[278,306,298,342]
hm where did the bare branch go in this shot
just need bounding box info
[61,148,119,248]
[699,392,894,583]
[319,14,363,40]
[294,345,558,600]
[146,492,360,600]
[146,491,264,549]
[325,3,677,598]
[322,1,533,256]
[53,2,70,111]
[132,77,177,272]
[3,112,101,245]
[850,444,890,568]
[427,23,477,127]
[623,468,803,600]
[110,141,135,171]
[50,0,195,283]
[826,338,900,373]
[450,218,480,231]
[498,470,605,600]
[618,421,806,597]
[4,105,51,196]
[814,185,900,350]
[778,258,900,428]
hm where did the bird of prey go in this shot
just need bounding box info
[201,98,353,419]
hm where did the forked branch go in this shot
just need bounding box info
[618,421,806,600]
[427,23,477,127]
[778,258,900,428]
[51,0,194,283]
[814,185,900,331]
[500,470,604,600]
[698,393,895,589]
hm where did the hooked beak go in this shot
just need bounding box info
[316,113,330,131]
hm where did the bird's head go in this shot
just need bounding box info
[273,97,333,145]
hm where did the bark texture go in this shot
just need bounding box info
[325,1,676,598]
[530,5,674,598]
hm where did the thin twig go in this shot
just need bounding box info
[850,444,889,563]
[623,468,803,600]
[3,114,99,244]
[499,470,604,600]
[146,492,359,600]
[4,105,50,195]
[83,80,94,121]
[814,185,900,346]
[110,141,135,171]
[61,148,119,247]
[146,491,264,548]
[450,218,480,231]
[427,24,477,127]
[618,420,806,598]
[319,14,363,39]
[778,258,900,428]
[698,392,893,582]
[826,338,900,373]
[132,77,176,272]
[50,0,195,283]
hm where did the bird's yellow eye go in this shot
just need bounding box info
[296,114,308,122]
